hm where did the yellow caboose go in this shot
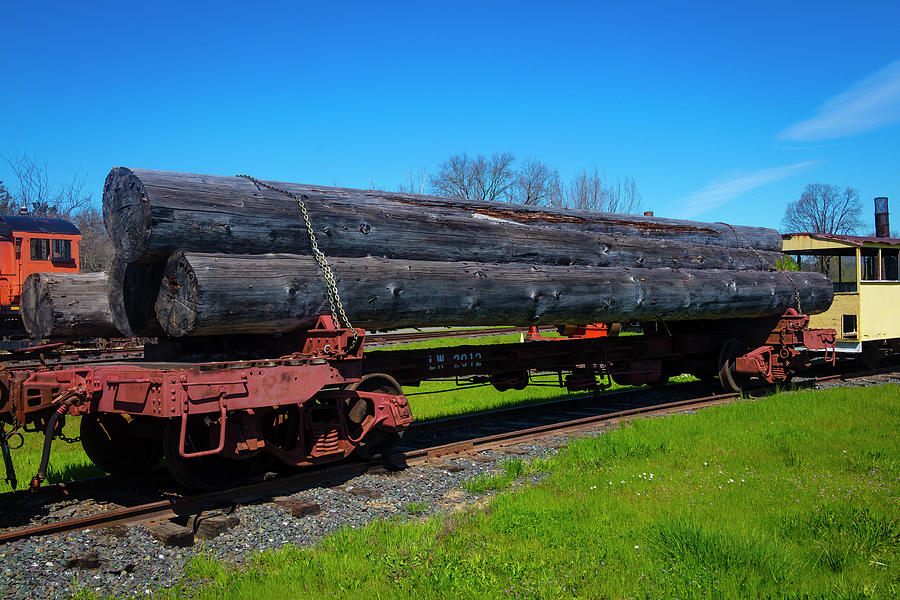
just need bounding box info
[782,229,899,368]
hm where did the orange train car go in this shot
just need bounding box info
[0,215,80,320]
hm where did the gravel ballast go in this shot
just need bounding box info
[0,441,560,599]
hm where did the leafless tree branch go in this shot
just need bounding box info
[398,168,428,195]
[428,152,517,203]
[782,183,863,236]
[510,159,562,206]
[3,153,92,218]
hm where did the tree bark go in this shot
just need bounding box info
[21,272,120,339]
[155,252,833,337]
[103,168,784,266]
[108,256,166,337]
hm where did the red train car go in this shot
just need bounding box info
[0,215,81,320]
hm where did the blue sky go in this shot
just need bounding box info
[1,1,898,232]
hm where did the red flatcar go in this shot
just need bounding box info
[0,215,81,320]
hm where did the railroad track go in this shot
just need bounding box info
[4,366,897,545]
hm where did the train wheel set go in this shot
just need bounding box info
[0,311,836,491]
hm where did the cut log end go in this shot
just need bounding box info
[21,275,54,339]
[102,167,151,262]
[155,251,200,337]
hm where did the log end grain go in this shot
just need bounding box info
[102,167,151,262]
[155,251,200,337]
[20,274,54,339]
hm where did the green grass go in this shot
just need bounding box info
[404,372,696,422]
[373,331,538,351]
[404,501,431,516]
[165,383,898,600]
[0,415,102,493]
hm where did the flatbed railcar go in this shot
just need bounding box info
[0,308,835,491]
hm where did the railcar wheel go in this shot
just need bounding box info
[162,416,266,491]
[80,413,163,475]
[347,374,405,460]
[718,339,751,394]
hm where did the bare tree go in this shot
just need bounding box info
[606,176,643,214]
[424,152,643,214]
[428,152,516,203]
[3,154,115,272]
[3,153,91,217]
[565,168,609,211]
[398,168,428,195]
[510,159,562,206]
[71,208,115,272]
[563,169,643,214]
[782,184,863,235]
[0,180,15,214]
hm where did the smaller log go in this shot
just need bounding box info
[21,272,120,339]
[108,256,166,337]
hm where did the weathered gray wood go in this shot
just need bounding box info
[155,252,833,337]
[108,256,166,337]
[103,168,783,266]
[21,272,120,339]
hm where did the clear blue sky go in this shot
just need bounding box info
[2,1,898,232]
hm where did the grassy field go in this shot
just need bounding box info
[164,384,898,600]
[1,333,658,493]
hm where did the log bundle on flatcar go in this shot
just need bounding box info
[0,168,840,491]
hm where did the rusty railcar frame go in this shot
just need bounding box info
[0,311,835,490]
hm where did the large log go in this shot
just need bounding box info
[155,252,833,337]
[107,256,166,337]
[103,169,784,267]
[21,272,120,339]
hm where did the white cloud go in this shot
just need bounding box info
[674,161,817,219]
[778,59,900,142]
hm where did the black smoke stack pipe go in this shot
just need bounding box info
[875,197,889,238]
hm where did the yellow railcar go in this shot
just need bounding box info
[782,232,900,367]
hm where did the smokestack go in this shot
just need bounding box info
[875,197,889,238]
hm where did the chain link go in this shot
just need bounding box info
[717,222,802,314]
[236,175,358,350]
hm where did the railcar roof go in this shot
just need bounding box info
[0,215,80,240]
[782,232,900,248]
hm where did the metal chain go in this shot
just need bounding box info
[236,175,358,349]
[717,222,802,313]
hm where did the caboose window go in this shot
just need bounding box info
[52,239,72,259]
[883,249,899,281]
[30,238,50,261]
